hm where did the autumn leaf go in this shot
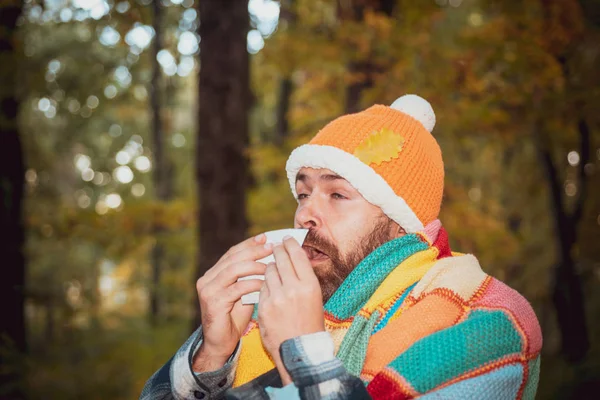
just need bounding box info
[353,127,405,165]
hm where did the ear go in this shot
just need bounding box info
[391,221,406,238]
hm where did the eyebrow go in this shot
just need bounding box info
[296,173,345,183]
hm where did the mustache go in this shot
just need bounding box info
[303,229,339,258]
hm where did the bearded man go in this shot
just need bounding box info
[141,95,542,400]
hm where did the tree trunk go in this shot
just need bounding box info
[275,77,293,145]
[0,0,26,397]
[538,51,591,363]
[533,111,590,363]
[149,0,172,325]
[345,60,375,114]
[339,0,396,113]
[274,0,296,145]
[194,0,250,328]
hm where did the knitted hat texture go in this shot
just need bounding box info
[286,94,444,233]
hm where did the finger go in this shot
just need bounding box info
[204,242,273,282]
[222,279,265,304]
[259,278,270,298]
[257,281,270,318]
[217,233,267,264]
[227,242,274,265]
[272,243,298,284]
[214,260,268,287]
[220,234,268,265]
[283,236,316,281]
[264,262,282,293]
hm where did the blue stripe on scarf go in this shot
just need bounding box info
[372,281,419,334]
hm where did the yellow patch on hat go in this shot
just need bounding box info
[353,127,405,166]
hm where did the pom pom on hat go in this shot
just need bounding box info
[390,94,436,133]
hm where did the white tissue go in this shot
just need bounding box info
[239,228,309,305]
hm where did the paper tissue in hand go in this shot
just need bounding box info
[239,228,309,305]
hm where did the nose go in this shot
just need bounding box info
[294,198,322,229]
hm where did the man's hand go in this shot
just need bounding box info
[258,236,325,384]
[193,234,273,372]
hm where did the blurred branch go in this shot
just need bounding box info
[572,118,591,226]
[555,53,592,228]
[532,117,566,235]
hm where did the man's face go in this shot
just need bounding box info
[294,167,402,302]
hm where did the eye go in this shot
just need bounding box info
[297,193,309,200]
[332,193,346,200]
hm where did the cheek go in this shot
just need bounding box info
[327,215,369,253]
[330,208,382,252]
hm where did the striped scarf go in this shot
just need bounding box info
[232,227,542,399]
[233,230,443,386]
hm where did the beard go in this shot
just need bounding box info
[303,217,397,304]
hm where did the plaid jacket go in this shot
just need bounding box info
[140,329,368,400]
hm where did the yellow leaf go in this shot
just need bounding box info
[353,127,405,166]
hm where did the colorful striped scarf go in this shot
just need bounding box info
[233,227,542,399]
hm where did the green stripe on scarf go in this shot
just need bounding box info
[336,310,381,376]
[389,309,523,393]
[522,356,541,400]
[324,234,428,320]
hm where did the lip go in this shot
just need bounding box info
[302,245,329,266]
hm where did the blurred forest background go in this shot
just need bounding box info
[0,0,599,399]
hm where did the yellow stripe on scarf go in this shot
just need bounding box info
[233,324,275,387]
[362,246,439,316]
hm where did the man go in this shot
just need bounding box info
[141,95,542,399]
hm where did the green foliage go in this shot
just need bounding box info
[25,319,192,399]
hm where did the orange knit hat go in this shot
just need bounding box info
[286,94,444,233]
